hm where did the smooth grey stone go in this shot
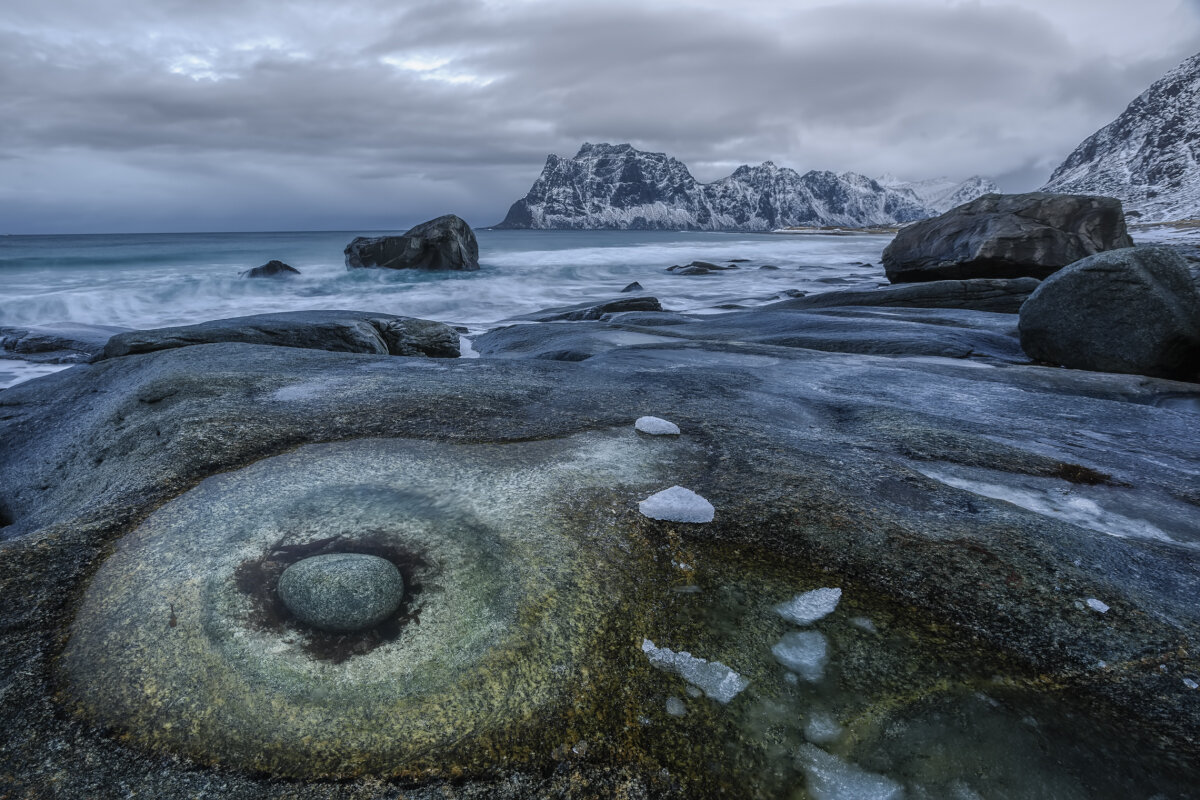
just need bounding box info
[1019,246,1200,381]
[767,277,1041,314]
[277,553,404,632]
[99,310,460,360]
[344,214,479,271]
[882,193,1134,283]
[509,296,663,322]
[0,322,129,364]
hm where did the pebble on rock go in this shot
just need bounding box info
[278,553,405,632]
[639,486,715,523]
[635,416,681,435]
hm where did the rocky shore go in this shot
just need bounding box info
[2,198,1199,798]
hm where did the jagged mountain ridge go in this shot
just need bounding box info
[496,143,995,230]
[877,174,1001,214]
[1043,51,1200,222]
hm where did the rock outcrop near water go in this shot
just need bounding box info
[1043,51,1200,223]
[240,260,300,279]
[345,214,479,271]
[100,310,461,360]
[496,143,994,231]
[0,322,129,363]
[2,295,1200,797]
[1019,246,1200,381]
[881,193,1134,283]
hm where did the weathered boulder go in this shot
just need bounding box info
[882,193,1134,283]
[345,214,479,271]
[769,278,1040,314]
[1019,246,1200,381]
[240,260,300,279]
[0,322,129,363]
[99,310,460,360]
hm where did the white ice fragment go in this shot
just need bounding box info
[665,696,687,717]
[796,744,905,800]
[851,616,877,633]
[685,686,703,698]
[635,416,681,435]
[1085,598,1110,614]
[772,631,829,682]
[641,638,748,704]
[1184,678,1199,690]
[639,486,715,523]
[775,588,842,626]
[804,711,843,744]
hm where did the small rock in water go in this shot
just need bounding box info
[620,281,644,293]
[635,416,681,435]
[775,587,842,626]
[665,696,687,717]
[796,744,905,800]
[804,711,844,745]
[639,486,714,523]
[277,553,404,632]
[641,639,748,703]
[1085,598,1110,614]
[772,631,829,682]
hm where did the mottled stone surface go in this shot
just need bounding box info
[278,554,404,631]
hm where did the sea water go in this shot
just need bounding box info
[0,229,888,330]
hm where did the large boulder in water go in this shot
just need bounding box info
[240,260,300,279]
[99,310,460,360]
[0,322,129,363]
[344,214,479,271]
[882,193,1134,283]
[1018,246,1200,381]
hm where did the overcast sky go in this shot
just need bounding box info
[2,0,1198,233]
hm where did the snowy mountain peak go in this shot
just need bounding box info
[1042,51,1200,222]
[497,144,996,230]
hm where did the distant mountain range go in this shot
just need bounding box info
[495,143,997,231]
[1043,51,1200,222]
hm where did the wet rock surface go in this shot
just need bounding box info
[99,310,461,360]
[777,277,1041,313]
[1019,246,1200,382]
[1,302,1199,797]
[0,322,129,363]
[509,295,664,322]
[882,193,1134,283]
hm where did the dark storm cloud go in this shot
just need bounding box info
[0,0,1197,232]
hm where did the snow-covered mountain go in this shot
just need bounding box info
[496,143,994,230]
[876,174,1000,214]
[1042,51,1200,222]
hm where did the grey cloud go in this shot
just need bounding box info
[0,0,1197,232]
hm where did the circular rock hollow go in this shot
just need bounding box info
[57,433,688,779]
[278,553,405,632]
